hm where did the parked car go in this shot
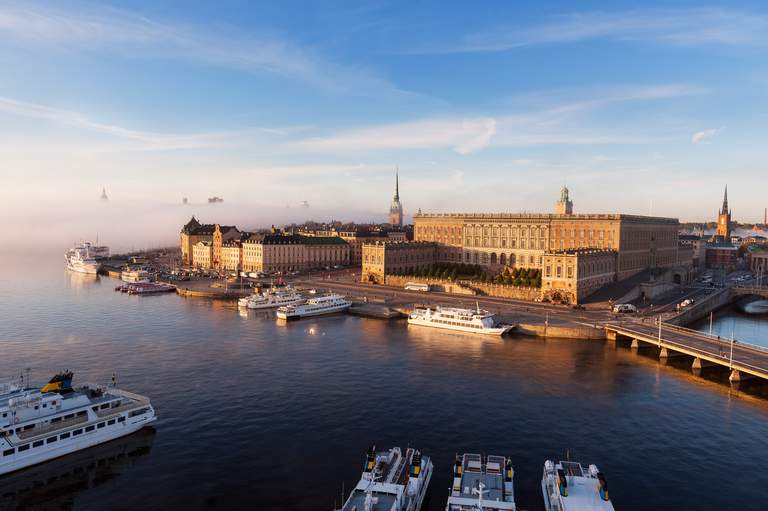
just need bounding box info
[679,298,694,308]
[612,303,637,314]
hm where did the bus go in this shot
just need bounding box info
[404,282,430,292]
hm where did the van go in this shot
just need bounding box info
[612,303,637,314]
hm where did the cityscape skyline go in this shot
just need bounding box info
[2,1,768,230]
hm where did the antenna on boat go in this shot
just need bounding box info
[112,372,119,388]
[472,481,486,510]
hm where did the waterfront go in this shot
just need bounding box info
[2,254,768,510]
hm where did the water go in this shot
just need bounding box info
[2,254,768,511]
[692,304,768,348]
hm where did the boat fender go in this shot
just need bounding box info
[597,472,609,501]
[557,468,568,497]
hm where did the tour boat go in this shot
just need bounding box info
[0,371,156,476]
[336,445,432,511]
[121,269,151,283]
[122,283,175,295]
[541,460,614,511]
[408,306,514,335]
[64,245,100,275]
[446,453,516,511]
[237,287,305,310]
[276,293,351,320]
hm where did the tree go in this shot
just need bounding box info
[450,269,458,281]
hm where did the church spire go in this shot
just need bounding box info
[721,185,729,214]
[394,168,399,200]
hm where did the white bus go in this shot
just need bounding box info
[404,282,430,292]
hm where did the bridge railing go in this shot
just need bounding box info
[608,324,768,374]
[658,322,768,356]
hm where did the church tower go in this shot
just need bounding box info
[555,185,573,215]
[388,170,404,227]
[717,185,731,239]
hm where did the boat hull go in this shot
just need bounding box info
[407,318,513,336]
[0,412,156,476]
[66,263,100,275]
[277,304,350,320]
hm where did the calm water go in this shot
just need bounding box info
[2,254,768,511]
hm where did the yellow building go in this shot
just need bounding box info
[541,249,617,304]
[362,241,437,283]
[191,241,212,269]
[180,216,215,265]
[220,240,243,271]
[241,234,349,273]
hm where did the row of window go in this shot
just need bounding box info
[2,417,125,457]
[427,319,485,329]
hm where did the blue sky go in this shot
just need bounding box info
[2,1,768,247]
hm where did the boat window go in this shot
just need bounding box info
[129,408,149,418]
[72,429,83,436]
[51,417,62,423]
[1,412,6,418]
[46,436,58,444]
[92,406,98,412]
[97,422,106,429]
[64,414,74,419]
[108,419,116,425]
[2,448,14,456]
[117,416,125,422]
[77,411,86,417]
[100,403,110,410]
[33,440,43,447]
[23,424,34,431]
[43,403,47,408]
[60,432,70,439]
[18,444,29,452]
[85,425,95,432]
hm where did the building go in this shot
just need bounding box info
[361,241,437,283]
[679,234,706,270]
[212,224,241,269]
[220,240,243,271]
[705,243,738,271]
[241,234,349,273]
[541,249,617,304]
[716,186,732,239]
[388,170,404,227]
[747,246,768,274]
[296,226,408,265]
[192,241,212,269]
[180,216,216,265]
[413,207,679,280]
[555,186,573,215]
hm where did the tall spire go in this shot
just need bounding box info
[722,185,728,214]
[394,168,399,200]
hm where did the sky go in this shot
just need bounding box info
[1,1,767,250]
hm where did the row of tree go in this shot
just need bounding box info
[389,263,542,288]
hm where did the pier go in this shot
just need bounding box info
[605,322,768,383]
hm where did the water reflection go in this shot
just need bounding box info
[65,270,100,291]
[0,428,155,510]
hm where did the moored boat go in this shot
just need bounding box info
[121,269,151,283]
[0,371,156,476]
[276,293,350,320]
[336,445,432,511]
[408,306,514,335]
[237,287,304,309]
[446,453,516,510]
[542,460,614,511]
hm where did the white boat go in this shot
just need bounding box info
[0,371,156,476]
[336,445,432,511]
[276,293,351,320]
[408,306,513,335]
[542,460,614,511]
[121,269,151,283]
[64,245,100,275]
[79,242,110,260]
[238,287,304,310]
[446,453,516,510]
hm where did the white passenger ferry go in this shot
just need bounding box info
[64,245,100,275]
[542,460,614,511]
[0,371,156,476]
[336,445,432,511]
[276,293,350,320]
[447,453,516,510]
[408,306,514,335]
[238,287,304,310]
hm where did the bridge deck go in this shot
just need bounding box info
[605,322,768,380]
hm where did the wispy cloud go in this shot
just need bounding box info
[692,128,721,144]
[300,117,498,154]
[0,96,299,151]
[0,3,405,96]
[429,8,768,53]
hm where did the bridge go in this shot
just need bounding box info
[732,286,768,299]
[605,321,768,383]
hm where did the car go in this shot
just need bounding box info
[679,298,694,308]
[612,303,637,314]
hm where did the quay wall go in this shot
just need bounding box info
[668,288,733,326]
[383,275,539,301]
[516,323,606,340]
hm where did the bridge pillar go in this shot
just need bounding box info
[659,348,684,359]
[692,357,715,370]
[606,330,617,342]
[729,370,755,383]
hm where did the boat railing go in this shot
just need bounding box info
[15,414,88,441]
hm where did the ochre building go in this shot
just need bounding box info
[541,249,617,304]
[362,241,437,283]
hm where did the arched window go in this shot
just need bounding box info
[499,253,506,266]
[491,253,497,265]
